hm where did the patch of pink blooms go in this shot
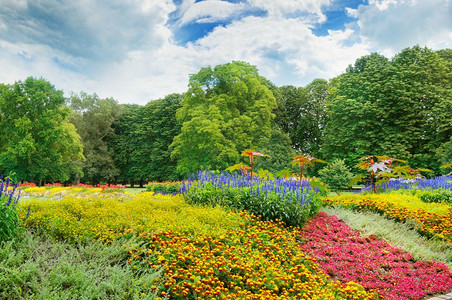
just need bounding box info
[298,212,452,300]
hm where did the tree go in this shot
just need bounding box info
[67,92,121,184]
[274,80,328,155]
[171,109,238,175]
[112,94,183,184]
[0,77,83,184]
[110,104,142,185]
[254,129,297,173]
[171,61,277,175]
[322,46,451,173]
[318,159,354,193]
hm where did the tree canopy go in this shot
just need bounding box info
[274,79,328,156]
[67,92,122,184]
[0,77,83,183]
[171,61,277,175]
[322,46,451,173]
[1,46,450,183]
[111,94,182,183]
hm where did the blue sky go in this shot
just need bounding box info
[0,0,450,104]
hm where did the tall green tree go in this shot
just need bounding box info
[67,92,122,184]
[112,94,182,184]
[322,46,451,173]
[110,104,142,185]
[0,77,83,183]
[171,61,277,175]
[137,94,182,181]
[254,129,297,173]
[274,79,328,155]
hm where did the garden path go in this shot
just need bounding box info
[428,292,452,299]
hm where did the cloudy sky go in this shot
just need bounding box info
[1,0,451,104]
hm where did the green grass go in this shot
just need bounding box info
[0,231,161,299]
[124,188,146,194]
[321,206,452,270]
[325,190,356,197]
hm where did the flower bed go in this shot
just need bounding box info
[127,213,375,299]
[323,194,452,242]
[378,176,452,192]
[19,194,244,243]
[183,171,323,227]
[146,181,182,194]
[298,212,452,299]
[19,185,128,200]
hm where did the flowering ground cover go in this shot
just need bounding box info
[298,212,452,299]
[17,191,375,299]
[18,184,131,201]
[14,184,452,299]
[321,206,452,269]
[19,193,244,243]
[323,194,452,242]
[127,213,375,299]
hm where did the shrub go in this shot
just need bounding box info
[318,159,353,191]
[417,188,452,204]
[146,181,181,194]
[182,171,322,227]
[0,177,22,242]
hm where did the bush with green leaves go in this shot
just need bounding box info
[416,189,452,204]
[182,171,322,227]
[0,177,23,243]
[318,159,354,191]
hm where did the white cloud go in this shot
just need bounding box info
[345,7,359,18]
[179,0,246,25]
[354,0,452,54]
[55,14,369,104]
[247,0,331,22]
[187,16,368,82]
[367,0,400,11]
[0,0,450,105]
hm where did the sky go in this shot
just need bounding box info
[0,0,451,105]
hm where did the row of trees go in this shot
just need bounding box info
[0,46,450,184]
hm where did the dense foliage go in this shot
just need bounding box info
[322,46,451,173]
[274,79,328,156]
[68,92,122,184]
[170,61,277,175]
[1,46,450,183]
[111,94,182,185]
[318,159,354,191]
[0,78,83,183]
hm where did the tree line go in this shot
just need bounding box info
[0,46,450,185]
